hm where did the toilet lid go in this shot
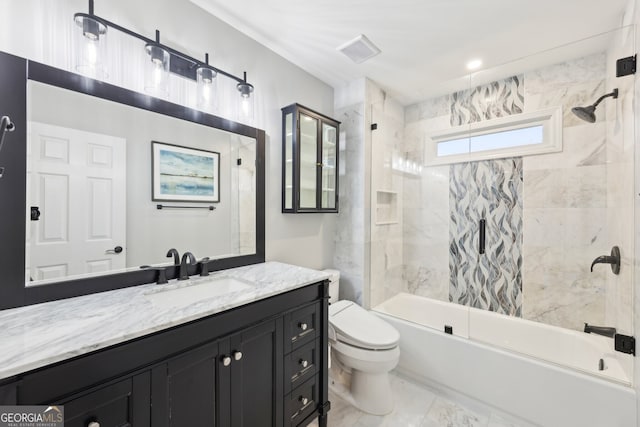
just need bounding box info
[329,300,399,350]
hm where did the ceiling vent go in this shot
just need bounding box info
[337,34,381,64]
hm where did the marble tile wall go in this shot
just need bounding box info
[603,31,635,338]
[403,52,628,331]
[450,75,525,126]
[449,158,523,316]
[520,52,609,330]
[333,79,367,305]
[368,80,406,308]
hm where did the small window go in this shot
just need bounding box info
[426,107,562,165]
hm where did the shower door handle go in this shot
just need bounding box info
[479,219,486,255]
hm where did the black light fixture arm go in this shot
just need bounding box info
[591,88,619,108]
[77,0,250,86]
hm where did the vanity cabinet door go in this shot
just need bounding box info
[229,318,284,427]
[151,341,221,427]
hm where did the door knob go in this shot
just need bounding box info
[233,351,243,361]
[105,246,123,254]
[299,322,308,331]
[222,356,232,366]
[299,396,308,405]
[299,359,308,368]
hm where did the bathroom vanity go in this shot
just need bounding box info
[0,262,330,427]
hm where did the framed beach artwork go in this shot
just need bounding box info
[152,141,220,203]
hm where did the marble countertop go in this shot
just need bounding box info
[0,262,330,381]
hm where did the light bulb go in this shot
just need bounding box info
[153,63,163,86]
[86,40,97,65]
[241,96,250,115]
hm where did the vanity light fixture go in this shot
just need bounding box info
[196,53,217,111]
[236,72,255,120]
[73,1,108,78]
[144,31,171,97]
[73,0,256,115]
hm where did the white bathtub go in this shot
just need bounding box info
[374,293,636,427]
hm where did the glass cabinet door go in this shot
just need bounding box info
[281,103,339,213]
[321,123,337,209]
[284,112,293,210]
[299,113,318,209]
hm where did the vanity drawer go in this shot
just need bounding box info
[61,377,136,427]
[285,303,320,352]
[284,338,320,394]
[285,375,319,427]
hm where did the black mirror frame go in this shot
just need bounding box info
[0,51,265,310]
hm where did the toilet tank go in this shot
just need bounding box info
[323,269,340,303]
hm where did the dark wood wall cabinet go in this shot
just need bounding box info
[0,282,331,427]
[282,104,340,213]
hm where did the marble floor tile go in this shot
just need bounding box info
[419,397,489,427]
[311,372,532,427]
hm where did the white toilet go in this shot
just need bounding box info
[324,270,400,416]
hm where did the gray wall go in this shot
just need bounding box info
[0,0,337,271]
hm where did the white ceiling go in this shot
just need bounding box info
[190,0,631,105]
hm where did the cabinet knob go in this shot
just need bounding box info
[87,422,100,427]
[222,356,232,366]
[299,322,308,331]
[299,359,308,368]
[299,396,308,406]
[233,351,243,361]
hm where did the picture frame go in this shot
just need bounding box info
[151,141,220,203]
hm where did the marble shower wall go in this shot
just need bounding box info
[449,159,523,316]
[520,53,609,330]
[404,52,621,331]
[450,75,525,126]
[369,81,406,308]
[603,29,635,337]
[333,79,367,305]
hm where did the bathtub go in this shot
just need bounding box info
[373,293,636,427]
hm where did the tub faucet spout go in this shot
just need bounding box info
[584,323,616,338]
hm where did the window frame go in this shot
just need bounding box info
[425,106,563,166]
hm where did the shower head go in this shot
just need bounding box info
[571,88,618,123]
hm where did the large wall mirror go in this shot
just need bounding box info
[0,51,265,309]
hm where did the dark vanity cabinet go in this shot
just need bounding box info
[0,282,330,427]
[151,319,282,427]
[282,104,340,213]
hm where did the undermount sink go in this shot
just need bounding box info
[145,276,255,308]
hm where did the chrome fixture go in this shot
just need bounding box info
[571,88,618,123]
[179,252,196,280]
[73,0,255,109]
[584,323,616,338]
[590,246,621,275]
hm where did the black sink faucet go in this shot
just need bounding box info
[166,248,180,266]
[584,323,617,338]
[179,252,196,280]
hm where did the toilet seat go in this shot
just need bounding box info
[329,300,399,350]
